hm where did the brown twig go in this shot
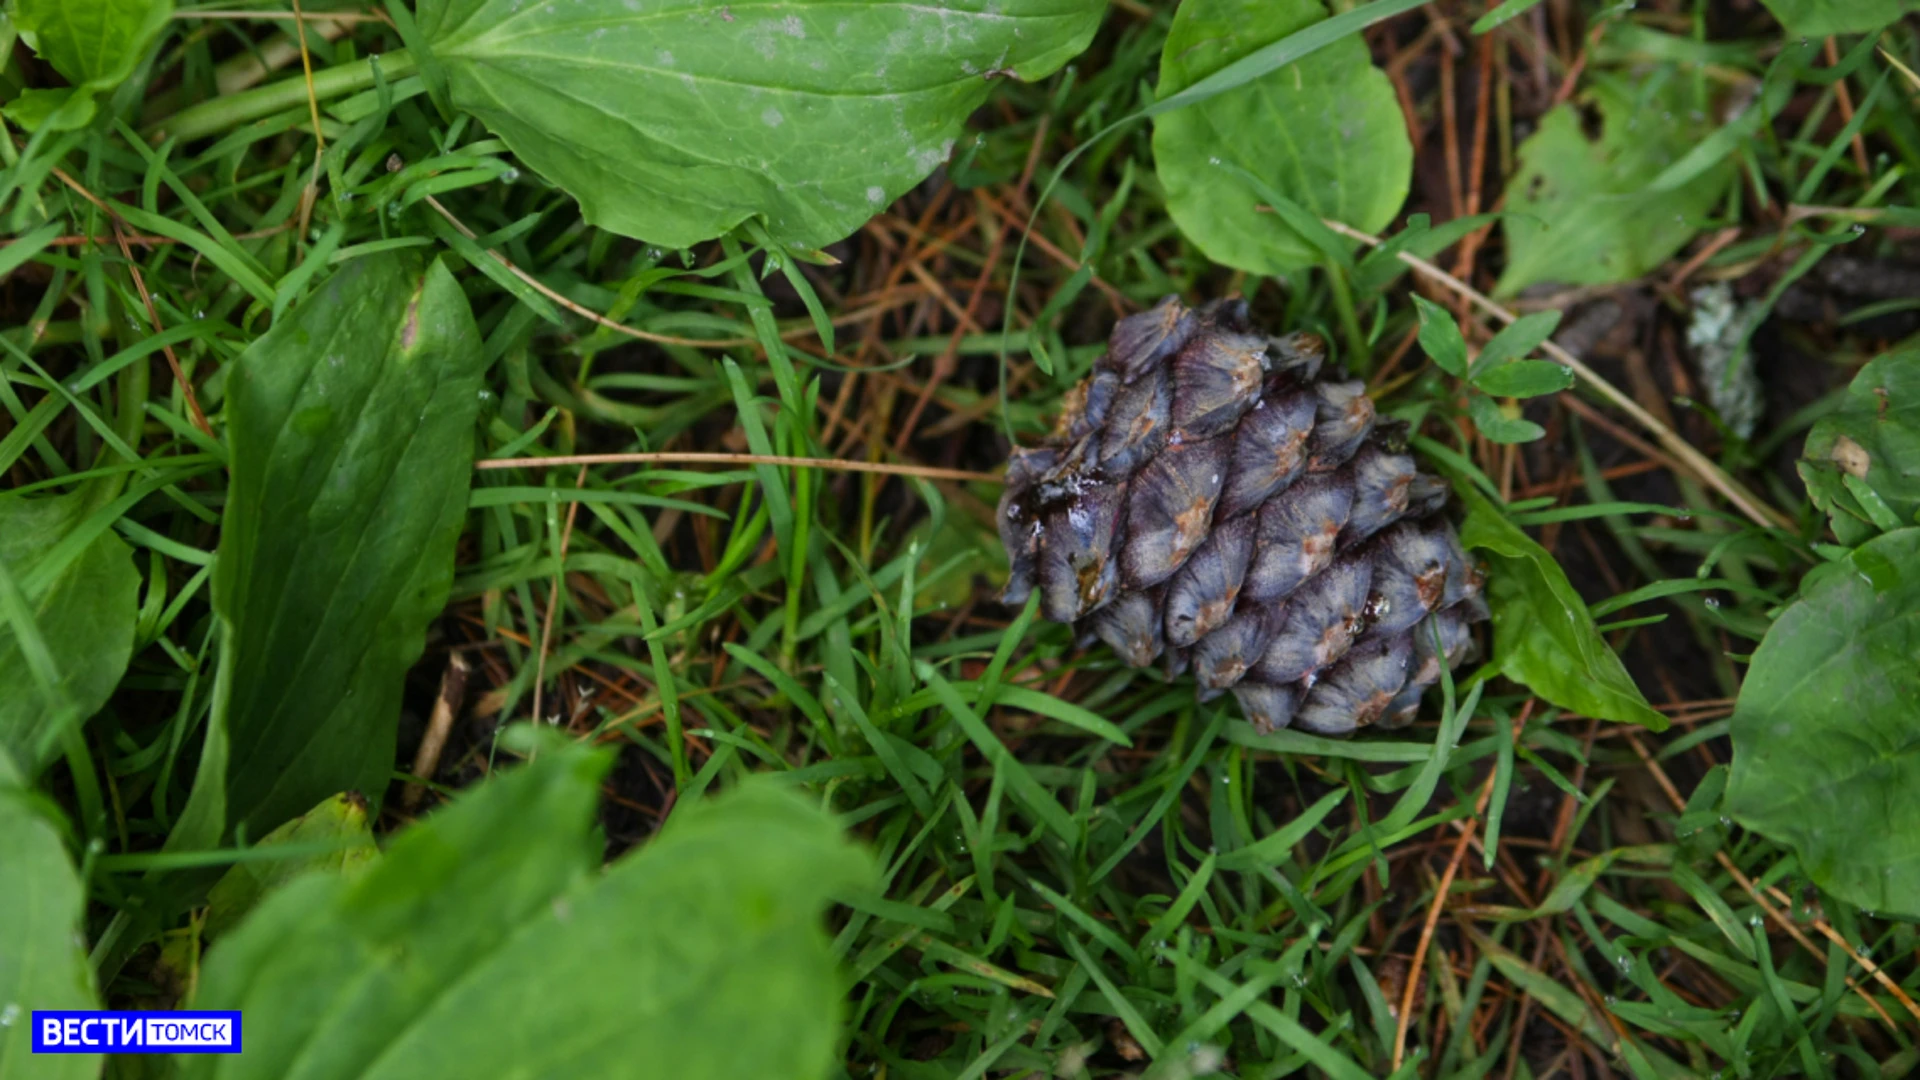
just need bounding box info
[1449,31,1498,314]
[1665,226,1743,292]
[1825,39,1872,177]
[1393,701,1531,1068]
[173,8,388,21]
[475,451,998,484]
[403,652,471,809]
[530,465,590,736]
[288,0,328,238]
[46,167,215,437]
[424,194,850,352]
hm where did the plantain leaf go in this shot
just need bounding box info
[12,0,172,129]
[1495,74,1737,296]
[182,252,483,843]
[187,739,874,1080]
[1759,0,1918,36]
[1726,528,1920,919]
[1798,349,1920,546]
[414,0,1104,249]
[0,749,100,1080]
[1152,0,1412,274]
[13,0,172,88]
[1455,484,1668,730]
[0,490,140,775]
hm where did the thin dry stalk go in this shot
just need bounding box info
[173,9,387,21]
[289,0,327,238]
[1825,39,1872,177]
[530,465,591,736]
[424,195,857,352]
[1322,219,1791,530]
[403,652,471,809]
[47,166,215,437]
[475,451,998,484]
[1392,701,1531,1068]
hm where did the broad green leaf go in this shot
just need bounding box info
[12,0,172,118]
[1471,359,1574,399]
[1411,295,1467,377]
[1495,75,1737,296]
[1726,528,1920,919]
[415,0,1103,248]
[184,735,609,1080]
[0,749,100,1079]
[204,791,378,939]
[1152,0,1411,274]
[1455,484,1668,730]
[0,490,140,775]
[1798,350,1920,546]
[194,252,483,841]
[1760,0,1917,36]
[188,744,873,1080]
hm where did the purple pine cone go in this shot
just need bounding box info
[999,296,1488,735]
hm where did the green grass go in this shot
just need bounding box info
[3,1,1920,1077]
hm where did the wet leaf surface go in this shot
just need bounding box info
[417,0,1104,248]
[1798,349,1920,546]
[1456,484,1667,730]
[184,253,484,841]
[1727,527,1920,919]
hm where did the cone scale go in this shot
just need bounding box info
[999,297,1488,736]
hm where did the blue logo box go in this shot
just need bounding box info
[31,1011,242,1054]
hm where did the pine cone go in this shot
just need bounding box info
[998,297,1488,736]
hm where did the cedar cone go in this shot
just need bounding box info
[998,296,1488,735]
